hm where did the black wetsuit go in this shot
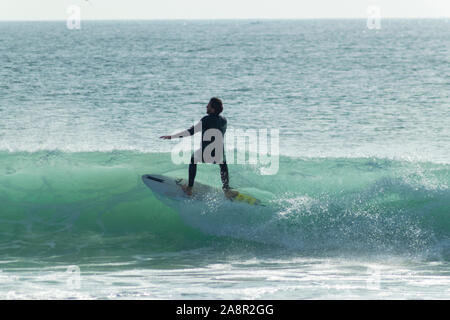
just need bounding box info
[187,114,229,189]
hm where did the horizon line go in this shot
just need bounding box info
[0,17,449,22]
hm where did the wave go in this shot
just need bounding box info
[0,150,449,260]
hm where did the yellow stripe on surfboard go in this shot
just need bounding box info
[233,192,259,205]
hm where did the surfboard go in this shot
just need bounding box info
[142,174,261,206]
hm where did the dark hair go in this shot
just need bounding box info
[209,97,223,115]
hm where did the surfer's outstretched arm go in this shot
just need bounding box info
[159,121,202,140]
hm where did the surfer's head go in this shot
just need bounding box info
[207,97,223,115]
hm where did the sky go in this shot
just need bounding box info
[1,0,449,21]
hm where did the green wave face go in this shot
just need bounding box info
[0,151,449,260]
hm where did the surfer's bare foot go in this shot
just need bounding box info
[224,189,239,199]
[181,184,193,196]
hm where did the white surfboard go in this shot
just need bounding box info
[142,174,261,206]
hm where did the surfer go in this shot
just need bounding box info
[160,98,238,198]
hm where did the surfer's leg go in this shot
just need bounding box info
[188,154,197,187]
[220,162,239,199]
[219,161,230,190]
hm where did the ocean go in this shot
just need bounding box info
[0,19,449,299]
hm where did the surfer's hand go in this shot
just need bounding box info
[160,135,172,140]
